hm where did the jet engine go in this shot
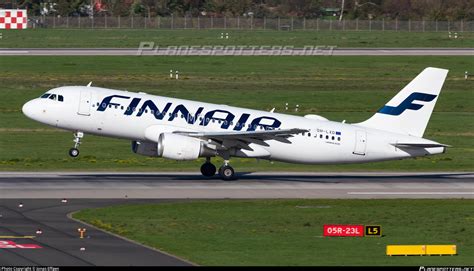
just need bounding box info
[158,133,214,160]
[132,133,214,160]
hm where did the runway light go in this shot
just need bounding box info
[77,228,87,239]
[36,229,43,235]
[80,247,86,251]
[61,198,68,203]
[18,203,23,208]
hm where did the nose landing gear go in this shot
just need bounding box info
[69,132,84,158]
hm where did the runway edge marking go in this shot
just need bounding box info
[67,211,198,266]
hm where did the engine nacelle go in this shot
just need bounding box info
[131,141,158,157]
[158,133,213,161]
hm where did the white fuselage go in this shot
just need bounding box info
[22,86,445,164]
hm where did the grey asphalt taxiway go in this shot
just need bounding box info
[0,198,193,266]
[0,48,473,56]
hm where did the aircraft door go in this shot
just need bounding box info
[353,130,367,155]
[78,89,92,116]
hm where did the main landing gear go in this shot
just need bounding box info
[200,157,236,181]
[200,157,216,177]
[69,132,84,158]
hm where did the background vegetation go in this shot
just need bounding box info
[74,199,474,265]
[5,0,474,20]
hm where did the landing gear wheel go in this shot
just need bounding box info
[69,132,84,158]
[200,163,216,177]
[219,165,235,181]
[69,148,80,158]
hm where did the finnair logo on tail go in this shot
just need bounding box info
[378,92,437,116]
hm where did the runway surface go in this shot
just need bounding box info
[0,172,472,266]
[1,172,473,199]
[0,48,473,56]
[0,199,193,266]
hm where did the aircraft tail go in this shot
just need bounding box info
[357,67,448,137]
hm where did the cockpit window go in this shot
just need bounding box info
[58,95,64,102]
[48,94,57,100]
[40,93,50,98]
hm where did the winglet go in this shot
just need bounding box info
[86,82,92,87]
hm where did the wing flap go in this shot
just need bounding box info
[392,143,451,148]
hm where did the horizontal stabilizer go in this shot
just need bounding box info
[392,143,451,148]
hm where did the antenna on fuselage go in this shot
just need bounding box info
[86,82,92,87]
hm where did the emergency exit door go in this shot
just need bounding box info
[78,90,91,116]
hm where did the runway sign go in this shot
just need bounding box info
[0,10,28,29]
[0,240,42,249]
[365,225,382,237]
[323,225,364,237]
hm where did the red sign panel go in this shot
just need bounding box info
[0,240,42,249]
[323,224,364,237]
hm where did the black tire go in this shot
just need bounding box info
[219,165,235,181]
[69,148,79,158]
[200,163,216,177]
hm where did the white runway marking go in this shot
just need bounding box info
[0,50,29,54]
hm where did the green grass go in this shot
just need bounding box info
[0,56,472,171]
[1,29,473,48]
[73,199,474,266]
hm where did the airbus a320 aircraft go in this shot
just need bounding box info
[23,67,449,180]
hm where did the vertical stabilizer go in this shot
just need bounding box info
[357,67,448,137]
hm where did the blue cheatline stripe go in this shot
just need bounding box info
[378,92,437,116]
[336,131,341,135]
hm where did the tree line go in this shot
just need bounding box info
[6,0,474,20]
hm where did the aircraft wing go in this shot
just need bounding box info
[178,128,307,150]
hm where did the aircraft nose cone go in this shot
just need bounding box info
[22,100,35,119]
[22,99,41,120]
